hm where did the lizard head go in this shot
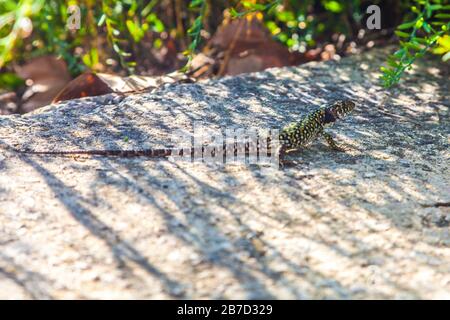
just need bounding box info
[322,100,355,124]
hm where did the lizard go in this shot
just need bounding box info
[276,99,356,157]
[14,100,356,166]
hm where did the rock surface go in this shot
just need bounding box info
[0,48,449,299]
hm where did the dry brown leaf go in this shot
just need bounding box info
[53,71,193,103]
[14,56,71,113]
[52,73,114,103]
[200,17,304,76]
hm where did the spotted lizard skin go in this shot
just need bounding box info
[277,100,355,157]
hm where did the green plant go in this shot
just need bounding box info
[381,0,450,87]
[0,0,44,67]
[181,0,207,71]
[0,0,168,75]
[229,1,363,52]
[0,0,447,85]
[229,0,281,18]
[99,1,165,73]
[99,1,135,72]
[0,72,24,90]
[33,0,85,73]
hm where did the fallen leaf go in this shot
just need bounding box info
[197,16,304,77]
[53,71,194,103]
[14,56,71,113]
[52,73,114,103]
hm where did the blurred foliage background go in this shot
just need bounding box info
[0,0,449,90]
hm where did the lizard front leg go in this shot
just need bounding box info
[274,144,286,168]
[321,131,347,152]
[276,145,298,168]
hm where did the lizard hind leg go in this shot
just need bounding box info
[322,131,347,152]
[273,144,290,168]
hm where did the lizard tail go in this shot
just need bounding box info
[16,149,174,157]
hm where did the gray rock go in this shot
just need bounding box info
[0,47,449,299]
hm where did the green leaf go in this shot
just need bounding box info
[413,37,428,44]
[250,3,266,11]
[98,14,106,26]
[230,8,239,18]
[113,43,120,53]
[429,4,442,10]
[126,20,143,42]
[91,48,99,66]
[82,53,92,67]
[146,13,165,32]
[323,1,343,13]
[189,0,204,8]
[153,19,164,33]
[435,13,450,19]
[395,30,410,38]
[189,39,198,50]
[387,57,399,68]
[431,21,446,26]
[241,1,253,9]
[276,10,295,22]
[397,20,417,30]
[0,72,24,90]
[142,0,158,16]
[404,42,422,51]
[153,38,162,49]
[241,1,266,11]
[415,18,424,29]
[429,34,441,43]
[394,48,406,57]
[426,4,433,18]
